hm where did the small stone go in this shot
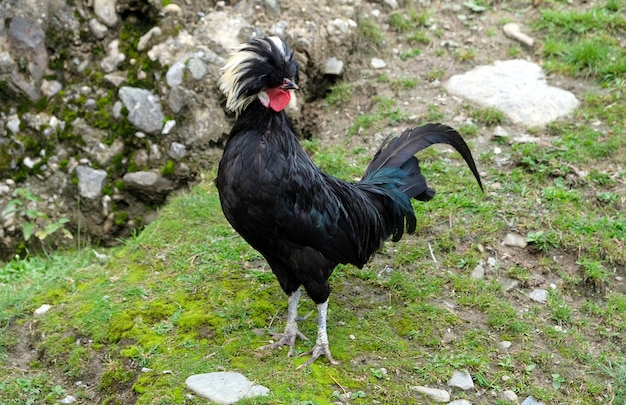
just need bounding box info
[7,115,20,133]
[371,58,387,69]
[410,386,450,402]
[529,288,548,303]
[448,369,474,391]
[187,58,208,80]
[41,80,62,97]
[512,134,541,143]
[493,126,509,137]
[76,166,107,199]
[324,57,344,75]
[137,27,162,52]
[169,142,186,160]
[470,264,485,279]
[448,400,472,405]
[186,372,269,404]
[34,304,52,316]
[163,3,183,16]
[88,18,108,39]
[162,120,176,135]
[498,340,512,351]
[521,396,545,405]
[503,23,535,47]
[58,395,77,404]
[502,390,518,402]
[94,0,119,27]
[502,232,528,248]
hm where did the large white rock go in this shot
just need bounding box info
[186,372,269,405]
[444,60,579,127]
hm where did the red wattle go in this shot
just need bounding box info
[265,87,291,112]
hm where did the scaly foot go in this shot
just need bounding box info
[258,326,309,357]
[297,341,339,369]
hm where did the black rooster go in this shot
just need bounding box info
[216,36,483,367]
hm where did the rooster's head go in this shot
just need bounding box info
[219,36,299,115]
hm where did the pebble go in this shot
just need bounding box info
[100,39,126,73]
[502,390,518,402]
[88,18,108,39]
[448,400,472,405]
[448,369,474,391]
[34,304,52,316]
[76,166,107,199]
[502,232,528,248]
[94,0,119,27]
[324,57,344,75]
[470,264,485,279]
[410,386,450,402]
[521,396,545,405]
[118,86,165,134]
[493,126,509,137]
[185,372,269,405]
[503,23,535,47]
[371,58,387,69]
[137,27,162,52]
[497,340,512,351]
[58,395,77,404]
[529,289,548,303]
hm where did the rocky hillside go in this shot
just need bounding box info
[0,0,363,259]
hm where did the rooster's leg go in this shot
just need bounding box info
[298,300,339,368]
[259,288,308,356]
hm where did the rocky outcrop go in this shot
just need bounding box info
[0,0,359,258]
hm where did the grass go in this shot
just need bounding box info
[1,1,626,404]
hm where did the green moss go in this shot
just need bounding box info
[160,160,176,177]
[108,312,135,342]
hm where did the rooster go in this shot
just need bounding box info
[216,36,483,367]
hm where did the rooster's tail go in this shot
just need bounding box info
[358,123,483,241]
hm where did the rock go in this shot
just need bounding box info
[493,126,508,137]
[162,120,176,135]
[104,72,127,87]
[41,80,62,97]
[512,134,541,143]
[169,142,187,160]
[163,3,183,16]
[444,60,579,127]
[8,17,48,100]
[502,389,518,402]
[497,340,512,352]
[94,0,119,27]
[502,232,527,248]
[7,115,20,134]
[58,395,77,404]
[137,27,163,52]
[448,400,472,405]
[88,18,109,39]
[118,87,165,135]
[371,58,387,69]
[122,171,174,203]
[76,166,107,199]
[185,372,270,405]
[324,57,344,75]
[101,39,126,73]
[410,386,450,402]
[187,57,208,80]
[34,304,52,316]
[529,288,548,303]
[521,396,545,405]
[503,23,535,47]
[448,370,474,391]
[470,264,485,279]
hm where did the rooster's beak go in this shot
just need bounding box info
[281,78,299,90]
